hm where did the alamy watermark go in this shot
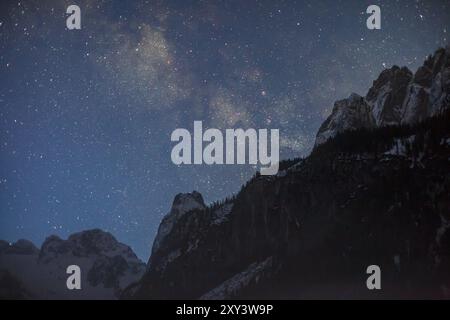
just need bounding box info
[171,121,280,175]
[66,265,81,290]
[366,5,381,30]
[66,5,81,30]
[66,4,380,31]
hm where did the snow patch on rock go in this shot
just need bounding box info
[212,203,234,225]
[200,257,273,300]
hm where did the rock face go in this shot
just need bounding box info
[314,93,375,147]
[128,47,450,299]
[366,66,413,126]
[315,46,450,146]
[403,47,450,123]
[0,229,145,299]
[150,191,206,269]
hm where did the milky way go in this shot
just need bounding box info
[0,0,449,259]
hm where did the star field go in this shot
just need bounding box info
[0,0,449,259]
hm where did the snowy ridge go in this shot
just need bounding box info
[315,47,450,147]
[0,229,145,299]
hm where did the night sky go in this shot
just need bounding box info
[0,0,449,260]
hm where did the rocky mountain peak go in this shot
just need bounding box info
[39,229,139,263]
[314,93,375,147]
[150,191,206,261]
[315,47,450,147]
[172,190,205,210]
[428,46,450,114]
[67,229,122,255]
[366,65,413,126]
[400,47,450,124]
[429,46,450,75]
[0,239,39,255]
[0,229,145,299]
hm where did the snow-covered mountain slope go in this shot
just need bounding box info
[0,229,145,299]
[315,46,450,146]
[314,93,375,147]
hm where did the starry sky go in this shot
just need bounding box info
[0,0,449,260]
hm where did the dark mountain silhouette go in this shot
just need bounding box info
[124,47,450,299]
